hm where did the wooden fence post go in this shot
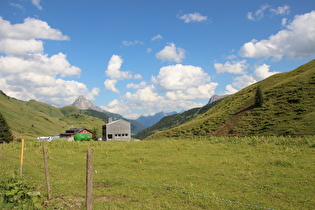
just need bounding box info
[86,148,93,210]
[20,139,24,177]
[42,140,52,200]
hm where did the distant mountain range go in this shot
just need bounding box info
[135,111,177,128]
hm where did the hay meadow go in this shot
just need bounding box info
[1,136,314,209]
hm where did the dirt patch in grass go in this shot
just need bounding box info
[44,196,84,209]
[213,100,254,136]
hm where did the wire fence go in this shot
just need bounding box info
[48,155,274,210]
[0,142,276,210]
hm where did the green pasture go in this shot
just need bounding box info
[1,136,314,209]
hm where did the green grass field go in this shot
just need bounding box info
[1,136,314,209]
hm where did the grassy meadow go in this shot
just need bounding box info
[0,136,314,209]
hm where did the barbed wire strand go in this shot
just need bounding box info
[48,156,274,210]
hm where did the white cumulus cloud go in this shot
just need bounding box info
[156,43,185,63]
[0,39,43,56]
[104,55,142,93]
[0,17,69,40]
[0,53,81,77]
[152,64,210,91]
[214,60,247,74]
[253,64,279,80]
[125,85,161,103]
[126,81,147,89]
[152,64,217,100]
[105,55,133,79]
[104,79,120,94]
[101,99,127,115]
[105,55,142,79]
[241,11,315,60]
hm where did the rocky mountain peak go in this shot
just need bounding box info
[208,94,230,104]
[71,95,103,112]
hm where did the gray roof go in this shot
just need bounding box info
[106,119,129,126]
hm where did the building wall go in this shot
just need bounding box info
[102,120,131,141]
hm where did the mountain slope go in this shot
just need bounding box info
[135,99,223,139]
[0,91,67,138]
[26,99,65,118]
[146,60,315,139]
[0,91,105,139]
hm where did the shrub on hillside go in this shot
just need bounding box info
[0,112,13,143]
[255,86,264,107]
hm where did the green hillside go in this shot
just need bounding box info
[0,91,145,139]
[26,99,64,118]
[59,113,105,134]
[60,105,81,115]
[146,60,315,139]
[0,91,105,139]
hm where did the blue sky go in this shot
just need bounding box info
[0,0,314,119]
